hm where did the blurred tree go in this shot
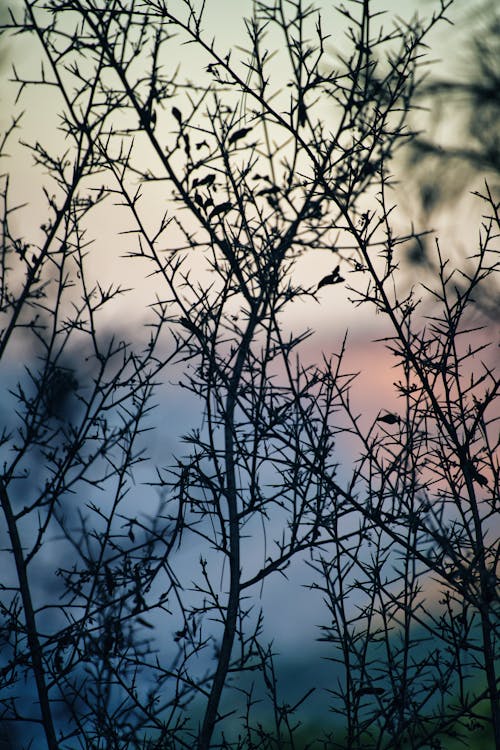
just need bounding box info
[403,0,499,314]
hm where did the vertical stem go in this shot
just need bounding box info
[480,607,500,748]
[461,463,499,748]
[198,307,259,750]
[0,482,59,750]
[198,428,240,750]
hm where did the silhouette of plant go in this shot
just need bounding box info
[0,2,497,749]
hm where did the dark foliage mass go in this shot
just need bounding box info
[0,1,498,749]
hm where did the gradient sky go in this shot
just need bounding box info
[1,0,493,441]
[1,0,492,418]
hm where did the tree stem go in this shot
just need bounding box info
[0,482,59,750]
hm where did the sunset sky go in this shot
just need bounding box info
[2,0,494,477]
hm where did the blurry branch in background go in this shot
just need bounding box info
[403,0,500,316]
[0,1,498,749]
[412,0,500,186]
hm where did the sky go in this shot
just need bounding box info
[1,5,494,474]
[1,0,495,550]
[1,0,478,347]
